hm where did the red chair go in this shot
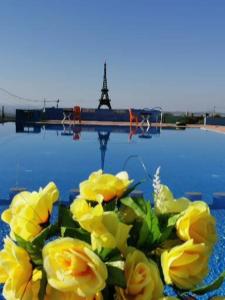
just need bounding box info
[73,106,81,123]
[129,108,139,126]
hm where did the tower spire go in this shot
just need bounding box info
[98,62,112,109]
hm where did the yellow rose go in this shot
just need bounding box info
[161,239,209,289]
[79,170,132,202]
[0,236,33,300]
[20,270,104,300]
[117,249,163,300]
[70,198,131,251]
[22,281,40,300]
[43,238,107,297]
[19,270,104,300]
[22,269,42,300]
[70,197,104,233]
[176,201,217,247]
[45,285,103,300]
[154,185,190,214]
[1,182,59,241]
[91,211,132,252]
[119,205,137,224]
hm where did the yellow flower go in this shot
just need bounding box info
[176,201,217,248]
[1,182,59,241]
[70,198,131,251]
[119,205,137,224]
[79,170,132,202]
[0,236,33,300]
[70,197,104,233]
[43,238,107,297]
[116,249,163,300]
[161,239,209,289]
[91,212,132,252]
[45,285,103,300]
[154,185,190,214]
[20,270,104,300]
[19,269,103,300]
[22,269,42,300]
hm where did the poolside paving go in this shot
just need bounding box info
[201,125,225,134]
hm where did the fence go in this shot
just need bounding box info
[16,108,162,123]
[206,117,225,126]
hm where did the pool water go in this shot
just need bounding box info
[0,122,225,298]
[0,122,225,202]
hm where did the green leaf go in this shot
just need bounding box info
[157,213,180,244]
[135,197,148,214]
[58,205,78,227]
[32,224,58,248]
[38,269,47,300]
[119,181,144,199]
[102,286,115,300]
[15,233,32,250]
[127,220,142,246]
[137,220,149,247]
[98,248,122,262]
[121,197,146,218]
[106,265,126,288]
[184,271,225,296]
[158,226,174,244]
[136,203,161,249]
[15,234,43,266]
[30,254,43,266]
[122,199,161,249]
[167,213,181,227]
[145,203,161,244]
[103,199,117,212]
[61,227,91,243]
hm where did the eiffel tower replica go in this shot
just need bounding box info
[98,62,112,109]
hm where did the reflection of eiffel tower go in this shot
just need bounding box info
[98,62,112,109]
[98,131,110,170]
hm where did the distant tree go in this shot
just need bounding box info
[214,113,221,118]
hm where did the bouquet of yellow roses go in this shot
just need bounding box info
[0,169,224,300]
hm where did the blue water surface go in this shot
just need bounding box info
[0,122,225,202]
[0,122,225,298]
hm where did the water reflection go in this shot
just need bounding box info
[15,122,160,170]
[129,124,161,141]
[98,131,110,170]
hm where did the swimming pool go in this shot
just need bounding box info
[0,122,225,202]
[0,122,225,298]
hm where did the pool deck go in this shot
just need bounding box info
[36,120,225,133]
[201,125,225,134]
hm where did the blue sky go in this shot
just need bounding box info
[0,0,225,111]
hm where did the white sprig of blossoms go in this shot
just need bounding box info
[153,166,162,196]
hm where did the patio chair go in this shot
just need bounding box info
[73,106,81,123]
[129,108,139,126]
